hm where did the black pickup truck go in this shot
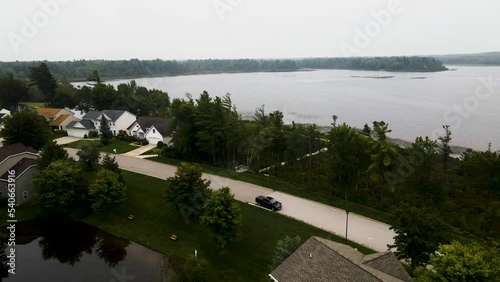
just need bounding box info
[255,196,282,211]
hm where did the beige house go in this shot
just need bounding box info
[0,143,39,205]
[35,108,80,131]
[270,236,413,282]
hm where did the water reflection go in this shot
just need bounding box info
[1,221,163,282]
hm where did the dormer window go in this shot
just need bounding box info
[153,129,156,133]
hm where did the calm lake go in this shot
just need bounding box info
[75,66,500,150]
[0,221,166,282]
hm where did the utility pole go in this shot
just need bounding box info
[345,210,350,244]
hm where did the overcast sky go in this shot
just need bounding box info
[1,0,499,62]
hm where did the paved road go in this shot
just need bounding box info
[66,148,395,251]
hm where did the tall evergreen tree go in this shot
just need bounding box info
[28,63,57,108]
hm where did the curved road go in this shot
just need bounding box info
[66,148,395,251]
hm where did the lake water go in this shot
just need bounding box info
[75,66,500,150]
[1,221,166,282]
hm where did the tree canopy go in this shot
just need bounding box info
[200,187,243,251]
[0,110,51,150]
[89,169,127,213]
[165,162,212,223]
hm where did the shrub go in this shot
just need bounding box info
[116,130,128,140]
[88,131,99,138]
[83,134,88,139]
[157,141,164,149]
[140,138,149,145]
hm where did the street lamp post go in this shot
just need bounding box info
[345,210,349,244]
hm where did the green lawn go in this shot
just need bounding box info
[84,170,374,281]
[147,157,392,224]
[63,139,138,154]
[1,167,374,281]
[19,101,45,108]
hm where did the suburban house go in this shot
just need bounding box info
[66,110,136,138]
[269,237,413,282]
[0,108,11,129]
[35,108,80,131]
[127,116,170,145]
[0,143,39,205]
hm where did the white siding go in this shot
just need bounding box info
[145,126,164,145]
[115,112,137,132]
[67,129,90,138]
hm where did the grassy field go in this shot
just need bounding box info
[19,101,45,108]
[84,170,374,281]
[63,139,138,154]
[147,157,392,224]
[1,169,374,281]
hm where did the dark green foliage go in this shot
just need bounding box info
[388,203,450,268]
[165,163,212,224]
[28,63,57,107]
[38,140,69,170]
[77,144,101,170]
[88,130,99,138]
[102,153,123,182]
[270,235,302,269]
[0,73,28,111]
[200,187,243,250]
[438,125,452,169]
[0,57,447,81]
[0,110,51,150]
[99,117,112,146]
[33,160,89,220]
[89,169,127,213]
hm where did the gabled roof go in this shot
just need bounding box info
[67,120,95,130]
[0,143,38,164]
[82,110,130,122]
[35,108,63,119]
[0,158,37,180]
[136,116,169,135]
[49,114,70,126]
[270,237,412,282]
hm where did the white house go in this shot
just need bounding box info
[127,117,170,145]
[67,110,136,138]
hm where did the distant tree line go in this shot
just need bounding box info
[0,56,447,81]
[434,51,500,65]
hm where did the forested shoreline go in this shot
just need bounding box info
[0,56,447,81]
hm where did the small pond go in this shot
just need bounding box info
[0,221,172,282]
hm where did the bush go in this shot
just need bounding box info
[139,138,149,145]
[53,130,68,137]
[116,130,128,140]
[83,134,88,139]
[88,131,99,138]
[157,141,164,149]
[182,255,208,282]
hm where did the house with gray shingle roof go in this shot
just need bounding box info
[66,110,136,138]
[269,236,413,282]
[0,143,39,205]
[127,116,170,145]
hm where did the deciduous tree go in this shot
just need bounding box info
[89,169,127,213]
[388,203,450,268]
[0,110,51,150]
[33,160,89,220]
[0,73,28,111]
[200,187,243,252]
[270,235,302,269]
[77,144,101,170]
[38,141,70,170]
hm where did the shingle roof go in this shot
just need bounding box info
[82,110,128,122]
[67,120,95,130]
[270,237,412,282]
[136,116,169,135]
[0,158,37,180]
[35,108,63,119]
[0,143,38,164]
[49,114,69,126]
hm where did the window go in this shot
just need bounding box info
[153,129,156,133]
[23,191,29,200]
[0,192,3,199]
